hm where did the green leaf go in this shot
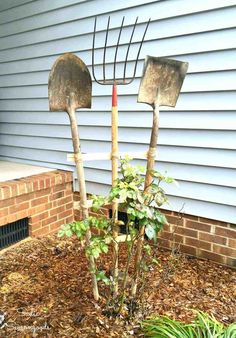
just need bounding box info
[145,224,156,240]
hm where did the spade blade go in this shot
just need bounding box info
[138,55,188,107]
[48,53,92,112]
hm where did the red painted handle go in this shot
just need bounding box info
[112,83,117,107]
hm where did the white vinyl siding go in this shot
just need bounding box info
[0,0,236,223]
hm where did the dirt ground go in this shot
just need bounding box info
[0,235,235,337]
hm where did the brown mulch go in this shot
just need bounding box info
[0,235,235,337]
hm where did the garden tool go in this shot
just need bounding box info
[92,16,150,295]
[132,55,189,295]
[48,53,99,300]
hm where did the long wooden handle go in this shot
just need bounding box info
[132,104,159,296]
[111,83,119,295]
[67,99,99,301]
[145,104,159,190]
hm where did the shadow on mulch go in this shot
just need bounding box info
[0,235,235,337]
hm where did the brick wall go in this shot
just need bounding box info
[159,210,236,267]
[0,170,74,237]
[74,194,236,267]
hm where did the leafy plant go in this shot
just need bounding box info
[141,311,236,338]
[59,157,175,314]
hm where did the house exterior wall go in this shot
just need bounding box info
[0,0,236,225]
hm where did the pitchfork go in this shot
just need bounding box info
[92,16,150,294]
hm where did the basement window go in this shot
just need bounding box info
[0,218,29,250]
[109,210,139,234]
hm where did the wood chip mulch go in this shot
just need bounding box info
[0,235,235,337]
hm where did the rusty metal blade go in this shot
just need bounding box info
[48,53,92,112]
[138,55,188,107]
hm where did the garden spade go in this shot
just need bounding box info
[48,53,99,300]
[132,55,188,295]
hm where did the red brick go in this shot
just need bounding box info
[50,191,64,200]
[66,215,74,224]
[65,202,73,210]
[0,207,9,218]
[228,238,236,248]
[52,184,65,193]
[199,217,228,227]
[30,211,49,223]
[185,237,211,251]
[34,188,51,198]
[215,227,236,239]
[30,202,52,216]
[159,231,170,239]
[157,238,171,249]
[15,210,29,220]
[179,244,197,256]
[199,232,227,245]
[0,198,15,208]
[183,214,199,221]
[176,226,198,238]
[166,215,184,226]
[42,215,57,227]
[213,244,236,258]
[15,193,34,204]
[57,196,73,207]
[50,205,65,217]
[9,201,30,214]
[57,209,73,220]
[160,208,173,216]
[32,226,50,237]
[172,234,184,244]
[185,220,211,232]
[198,249,226,265]
[50,219,66,232]
[1,186,11,199]
[31,196,49,207]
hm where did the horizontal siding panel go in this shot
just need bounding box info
[1,92,236,111]
[0,0,157,37]
[1,49,235,77]
[1,138,236,169]
[0,0,32,12]
[83,167,236,206]
[1,27,236,64]
[2,6,236,51]
[1,111,236,130]
[84,161,236,188]
[1,0,234,37]
[1,71,236,94]
[0,0,87,25]
[1,124,236,150]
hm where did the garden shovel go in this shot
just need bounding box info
[132,55,188,295]
[48,53,99,300]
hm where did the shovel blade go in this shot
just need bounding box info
[48,53,92,112]
[138,56,188,107]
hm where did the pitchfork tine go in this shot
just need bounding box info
[113,16,125,82]
[92,17,100,85]
[123,17,138,82]
[126,18,151,85]
[103,16,110,83]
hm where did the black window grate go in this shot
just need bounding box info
[109,210,139,234]
[0,218,29,250]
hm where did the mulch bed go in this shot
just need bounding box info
[0,235,235,337]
